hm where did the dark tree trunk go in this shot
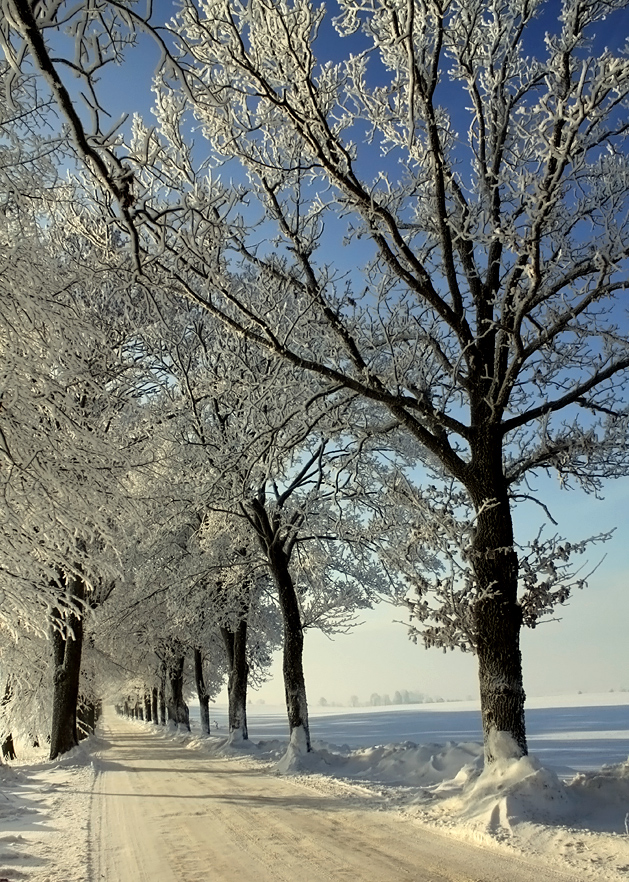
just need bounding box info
[469,450,527,762]
[159,675,166,726]
[2,733,16,760]
[1,678,16,760]
[268,547,310,750]
[49,576,85,760]
[193,648,211,735]
[123,699,130,717]
[144,692,152,722]
[151,686,159,725]
[167,655,190,731]
[220,618,249,740]
[249,495,310,750]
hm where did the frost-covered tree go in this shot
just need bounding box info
[150,0,629,760]
[5,0,629,762]
[0,64,141,757]
[127,304,382,751]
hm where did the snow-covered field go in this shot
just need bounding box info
[1,693,628,881]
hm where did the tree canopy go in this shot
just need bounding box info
[2,0,629,760]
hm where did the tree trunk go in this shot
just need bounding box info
[167,655,190,731]
[2,733,16,760]
[1,678,15,760]
[144,691,152,722]
[469,461,527,762]
[49,575,85,760]
[151,686,159,725]
[193,647,211,735]
[268,547,311,750]
[220,618,249,740]
[159,677,166,726]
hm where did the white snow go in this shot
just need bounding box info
[276,723,311,773]
[2,693,628,881]
[0,739,93,882]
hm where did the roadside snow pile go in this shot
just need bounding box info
[276,725,311,773]
[300,739,484,787]
[402,732,629,882]
[415,732,629,835]
[565,761,629,833]
[184,724,485,787]
[427,732,573,829]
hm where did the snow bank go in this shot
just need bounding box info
[276,725,311,773]
[434,738,571,829]
[401,735,629,881]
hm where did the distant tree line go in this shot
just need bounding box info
[319,691,451,708]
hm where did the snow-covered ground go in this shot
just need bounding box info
[1,693,628,881]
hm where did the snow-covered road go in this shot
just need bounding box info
[89,712,582,882]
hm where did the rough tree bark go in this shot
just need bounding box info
[268,546,310,751]
[143,691,152,722]
[151,686,159,725]
[468,438,527,760]
[220,617,249,740]
[1,734,16,761]
[49,574,85,760]
[248,497,311,751]
[193,647,211,735]
[166,654,190,731]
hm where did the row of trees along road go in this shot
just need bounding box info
[1,0,629,762]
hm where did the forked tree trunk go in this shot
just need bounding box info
[221,618,249,740]
[194,647,211,735]
[469,462,527,762]
[49,575,85,760]
[167,655,190,730]
[151,686,159,725]
[249,496,310,749]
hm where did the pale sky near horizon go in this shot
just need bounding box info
[227,476,629,708]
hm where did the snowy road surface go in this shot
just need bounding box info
[89,712,582,882]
